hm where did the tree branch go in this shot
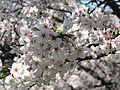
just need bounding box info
[105,0,120,18]
[78,64,117,89]
[77,50,116,63]
[47,6,72,14]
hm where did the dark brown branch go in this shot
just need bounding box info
[13,22,20,38]
[47,6,72,14]
[90,1,106,13]
[27,83,36,90]
[52,15,63,23]
[78,64,117,89]
[0,30,6,41]
[105,0,120,18]
[0,44,16,64]
[77,50,116,63]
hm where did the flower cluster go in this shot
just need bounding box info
[0,0,120,89]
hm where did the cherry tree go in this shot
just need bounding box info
[0,0,120,90]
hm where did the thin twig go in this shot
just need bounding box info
[47,6,72,14]
[0,30,6,41]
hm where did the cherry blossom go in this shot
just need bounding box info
[0,0,120,89]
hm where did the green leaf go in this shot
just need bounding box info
[18,10,21,15]
[69,34,75,38]
[56,27,59,29]
[58,31,62,35]
[2,74,6,78]
[32,27,40,31]
[115,29,119,37]
[87,8,90,14]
